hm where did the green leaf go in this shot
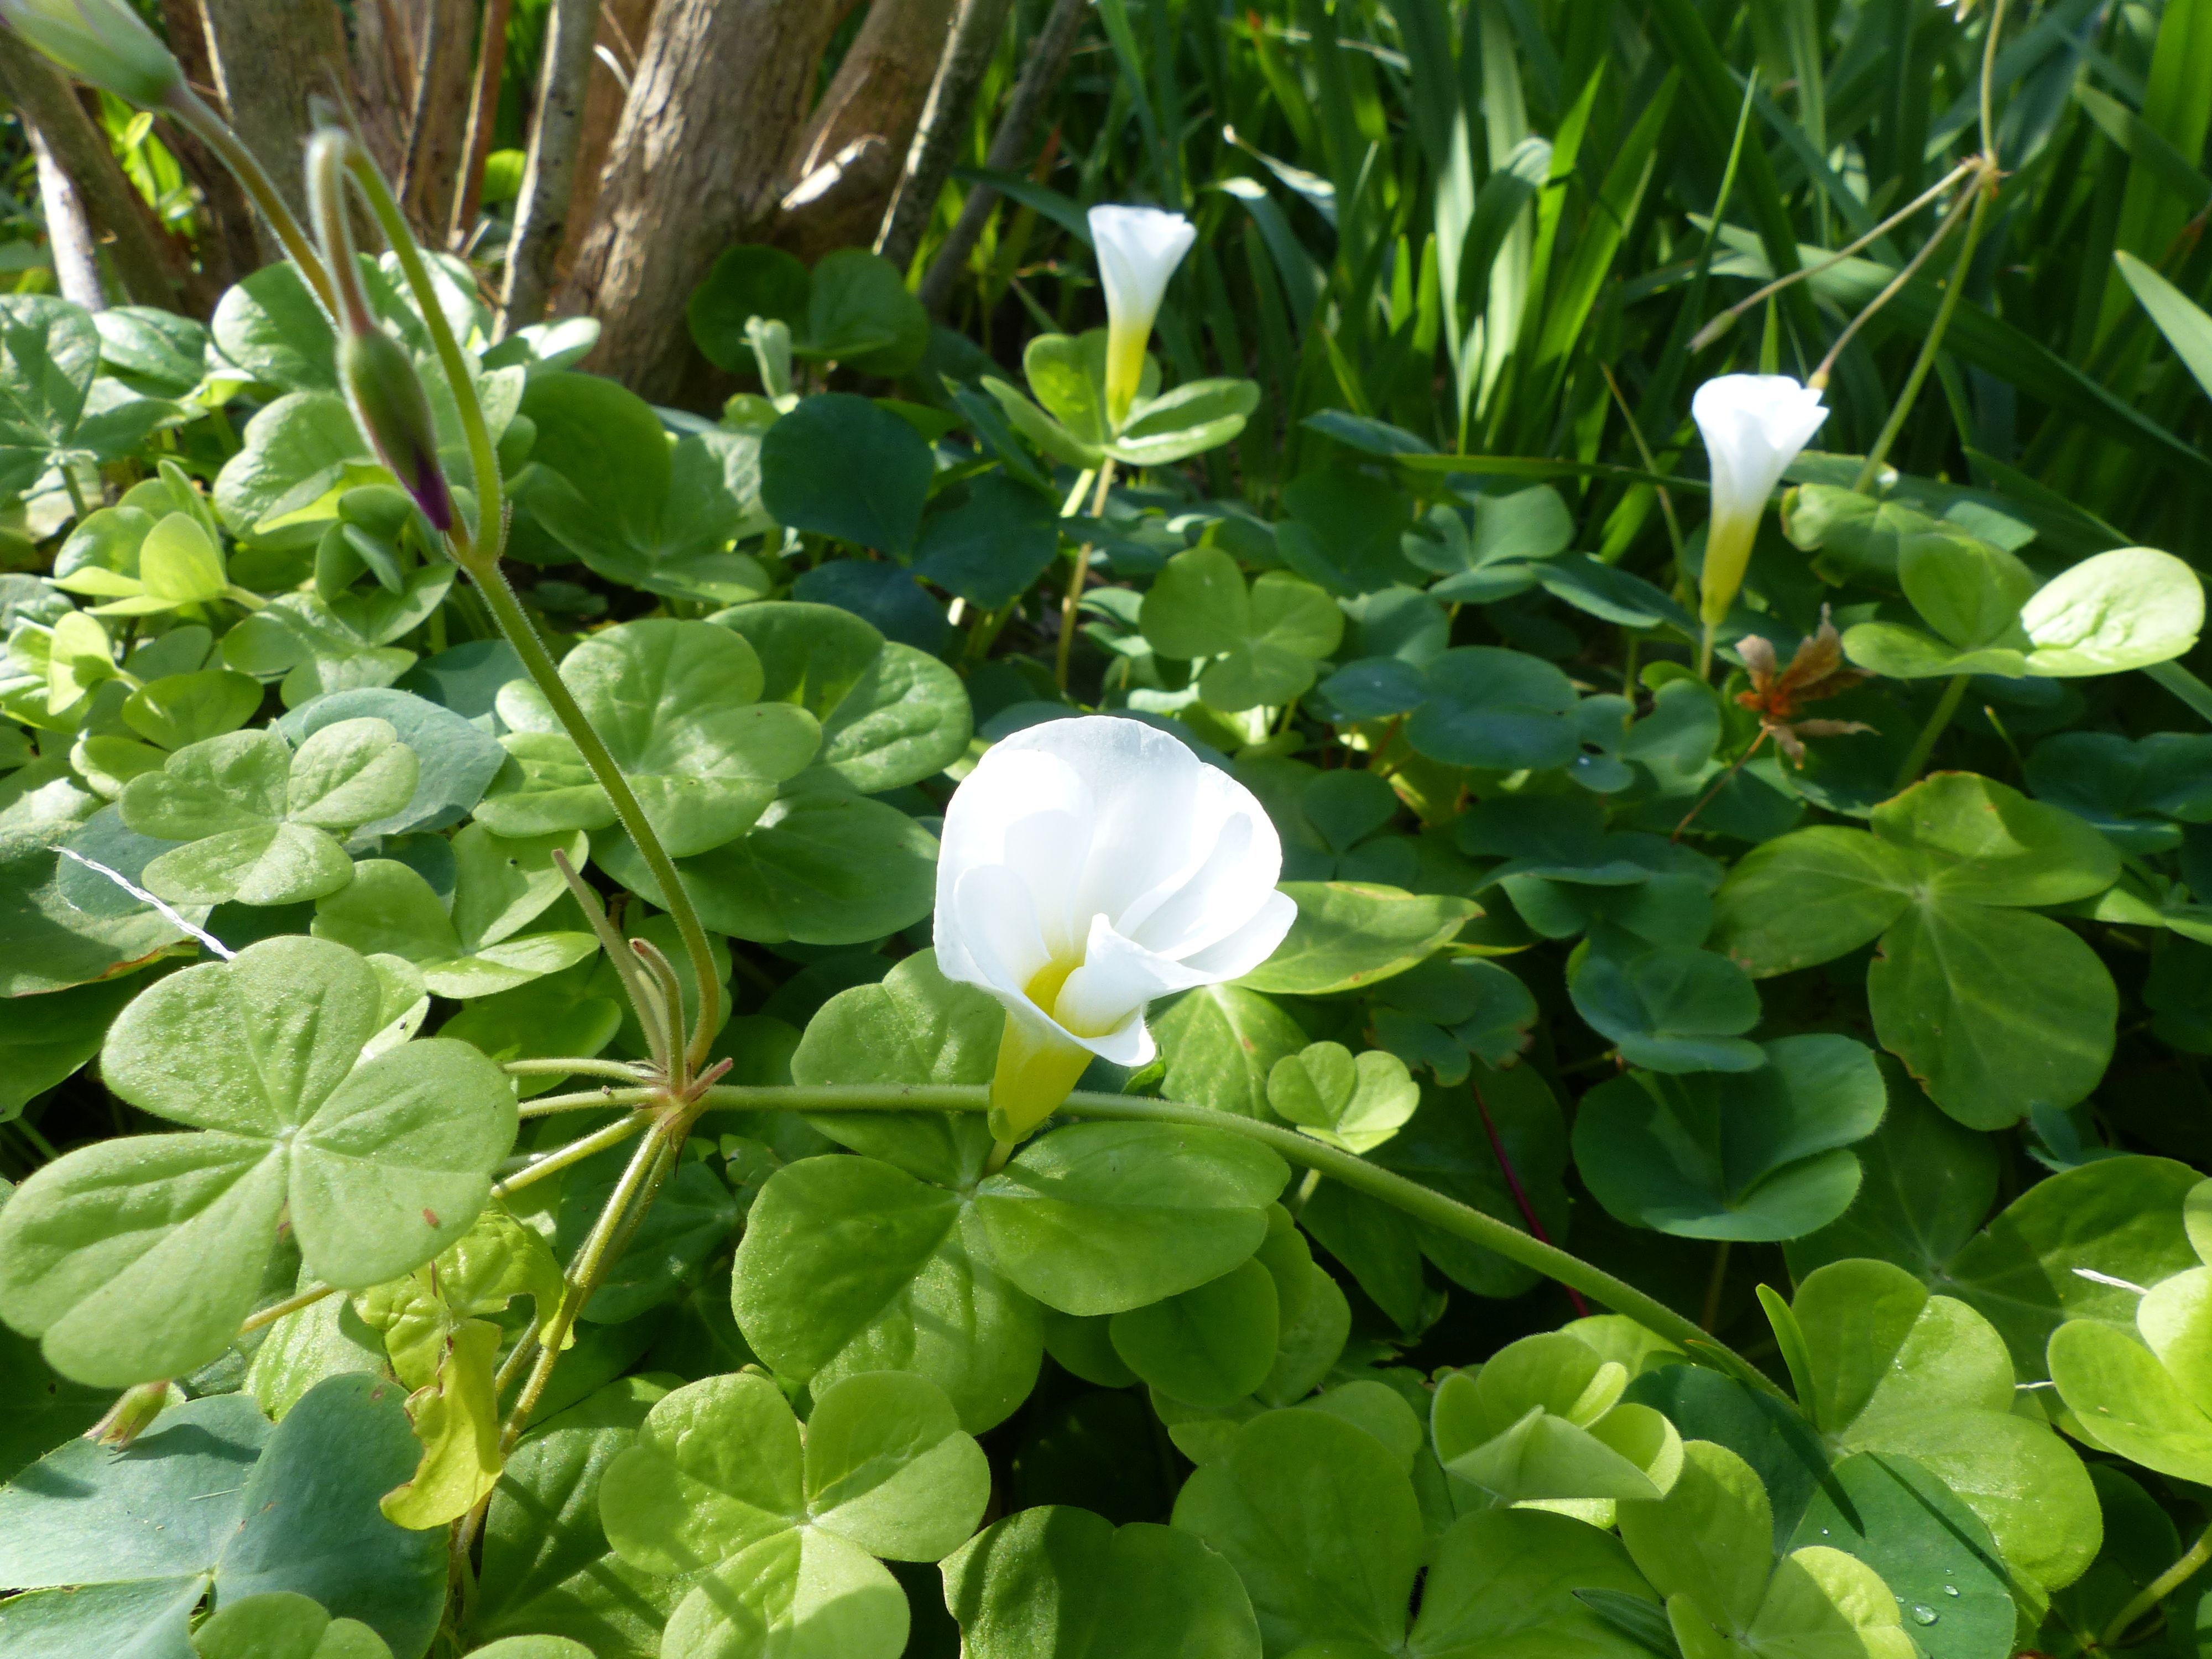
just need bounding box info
[789,948,1001,1184]
[1572,1036,1886,1240]
[1111,378,1260,467]
[0,937,515,1386]
[0,971,140,1120]
[192,1590,396,1659]
[715,603,971,793]
[1897,531,2036,651]
[1405,648,1580,771]
[687,246,811,370]
[472,1378,681,1655]
[1266,1042,1420,1154]
[1709,829,1917,977]
[1171,1408,1424,1654]
[1154,984,1310,1117]
[1569,932,1763,1074]
[1617,1439,1772,1636]
[0,1376,445,1659]
[1140,548,1345,713]
[1867,904,2116,1131]
[0,295,98,453]
[974,1121,1286,1316]
[943,1506,1262,1659]
[611,792,938,946]
[2021,547,2204,679]
[731,1154,1042,1431]
[1408,1509,1665,1658]
[215,392,375,534]
[1869,773,2120,907]
[1109,1258,1280,1407]
[661,1529,907,1659]
[1783,1454,2015,1659]
[1785,1065,2000,1282]
[805,249,931,377]
[1239,882,1477,995]
[0,822,194,995]
[500,618,819,859]
[760,394,935,557]
[2117,248,2212,403]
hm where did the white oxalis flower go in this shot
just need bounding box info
[1692,373,1829,635]
[1089,204,1197,430]
[936,715,1296,1145]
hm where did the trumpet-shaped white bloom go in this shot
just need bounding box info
[936,716,1296,1145]
[1089,205,1197,430]
[1692,374,1829,634]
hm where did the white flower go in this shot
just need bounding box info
[1089,205,1197,430]
[936,715,1296,1146]
[1692,374,1829,641]
[0,0,180,104]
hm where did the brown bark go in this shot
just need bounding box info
[448,0,514,246]
[0,30,183,307]
[559,0,851,399]
[875,0,1016,274]
[500,0,601,330]
[771,0,959,267]
[916,0,1086,315]
[397,0,474,237]
[155,0,259,293]
[346,0,414,185]
[195,0,354,265]
[552,0,655,285]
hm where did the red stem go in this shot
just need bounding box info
[1472,1076,1590,1318]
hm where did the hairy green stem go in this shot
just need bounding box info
[693,1082,1780,1391]
[495,1107,654,1191]
[1055,460,1116,692]
[2099,1520,2212,1648]
[518,1087,661,1118]
[238,1280,338,1335]
[1892,674,1970,794]
[163,87,336,315]
[467,562,723,1074]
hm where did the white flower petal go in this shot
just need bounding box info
[1692,373,1830,526]
[1088,205,1197,338]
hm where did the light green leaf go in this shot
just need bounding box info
[2020,547,2204,676]
[1267,1042,1420,1155]
[943,1506,1262,1659]
[0,937,514,1386]
[973,1121,1287,1317]
[1239,883,1477,995]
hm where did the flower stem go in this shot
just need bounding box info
[1850,180,1992,493]
[493,1107,655,1193]
[1891,674,1970,795]
[162,86,336,316]
[697,1081,1781,1393]
[238,1280,338,1335]
[1472,1077,1587,1317]
[2098,1520,2212,1649]
[1055,459,1116,692]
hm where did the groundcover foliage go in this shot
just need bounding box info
[7,1,2212,1656]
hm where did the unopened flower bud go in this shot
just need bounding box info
[0,0,182,106]
[337,329,454,532]
[85,1378,173,1447]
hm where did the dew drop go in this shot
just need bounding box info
[1909,1605,1940,1626]
[1943,1585,1960,1598]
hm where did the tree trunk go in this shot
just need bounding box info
[559,0,849,399]
[30,126,106,310]
[195,0,353,264]
[346,0,414,185]
[552,0,654,285]
[875,0,1017,275]
[156,0,259,294]
[0,30,183,307]
[397,0,474,237]
[501,0,601,331]
[448,0,514,247]
[771,0,958,267]
[916,0,1085,315]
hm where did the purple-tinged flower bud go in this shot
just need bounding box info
[337,330,454,532]
[0,0,181,106]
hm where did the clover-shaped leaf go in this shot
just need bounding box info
[1139,546,1345,713]
[1406,646,1582,771]
[118,718,417,905]
[1786,1259,2099,1594]
[489,618,818,858]
[0,936,517,1386]
[2019,546,2203,676]
[1620,1441,1918,1659]
[51,512,248,617]
[1432,1329,1685,1510]
[1571,927,1764,1074]
[598,1370,988,1659]
[1267,1041,1419,1154]
[1573,1036,1887,1241]
[314,825,596,997]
